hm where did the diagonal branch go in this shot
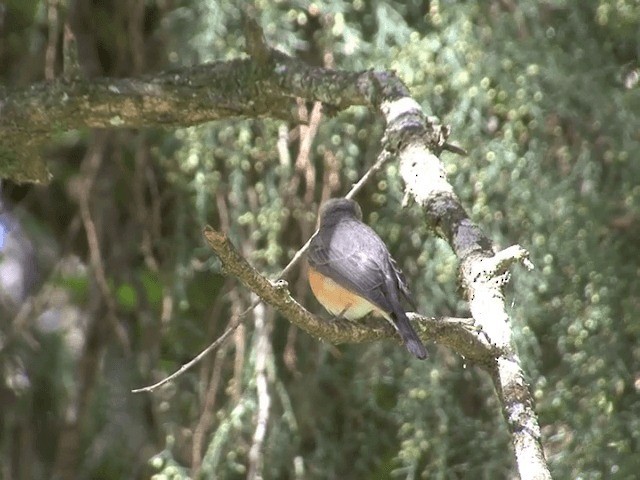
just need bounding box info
[203,226,492,365]
[377,94,548,480]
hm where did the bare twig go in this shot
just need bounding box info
[247,300,272,480]
[191,344,228,477]
[225,291,245,405]
[280,148,392,279]
[297,101,322,203]
[131,315,242,394]
[76,132,130,353]
[45,0,60,80]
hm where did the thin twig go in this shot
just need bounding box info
[131,315,242,393]
[45,0,60,81]
[78,133,130,353]
[247,300,272,480]
[229,287,247,403]
[280,148,392,278]
[132,143,393,393]
[191,344,227,477]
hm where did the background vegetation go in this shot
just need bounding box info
[0,0,638,478]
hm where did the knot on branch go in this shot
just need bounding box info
[272,279,289,291]
[421,116,467,156]
[466,245,531,286]
[462,245,533,306]
[424,115,449,142]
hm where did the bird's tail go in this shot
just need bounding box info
[391,308,428,360]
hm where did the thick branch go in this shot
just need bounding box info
[1,44,407,182]
[0,61,289,134]
[377,98,548,479]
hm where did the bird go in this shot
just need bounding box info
[307,197,428,359]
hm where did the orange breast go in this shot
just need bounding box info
[308,266,381,320]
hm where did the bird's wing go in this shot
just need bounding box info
[388,256,416,310]
[308,218,428,359]
[308,221,395,312]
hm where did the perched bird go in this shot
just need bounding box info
[307,198,428,359]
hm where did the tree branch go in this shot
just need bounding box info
[0,35,405,182]
[378,95,548,480]
[203,226,492,365]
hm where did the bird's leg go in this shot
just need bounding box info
[336,304,353,319]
